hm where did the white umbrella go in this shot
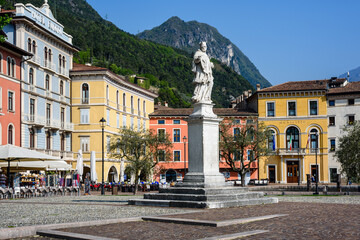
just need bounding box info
[0,160,72,171]
[90,151,97,182]
[76,149,83,180]
[0,144,59,187]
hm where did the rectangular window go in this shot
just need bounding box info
[122,115,127,127]
[116,113,119,128]
[8,91,14,111]
[330,139,336,152]
[80,109,89,124]
[247,150,253,161]
[158,120,165,124]
[309,101,318,115]
[138,119,141,132]
[46,103,51,125]
[348,99,354,105]
[246,119,253,124]
[267,102,275,117]
[30,98,35,117]
[348,115,355,125]
[158,129,165,142]
[173,129,180,142]
[158,150,165,162]
[173,120,180,124]
[329,117,335,126]
[174,150,180,161]
[106,109,110,125]
[329,100,335,106]
[107,136,111,153]
[61,107,65,127]
[234,150,240,161]
[130,117,134,129]
[233,127,240,140]
[80,137,90,152]
[288,101,296,116]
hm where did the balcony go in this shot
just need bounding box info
[143,111,147,117]
[58,67,69,77]
[60,122,74,132]
[277,148,306,156]
[60,95,66,102]
[123,105,127,112]
[22,113,45,127]
[45,118,61,130]
[131,108,134,114]
[29,84,35,92]
[43,60,56,72]
[81,98,89,104]
[45,90,51,98]
[29,55,41,65]
[61,151,73,160]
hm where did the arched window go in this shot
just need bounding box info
[123,93,126,111]
[310,129,319,151]
[143,100,146,116]
[8,125,13,145]
[28,38,32,52]
[44,47,48,67]
[137,98,140,115]
[46,131,51,150]
[106,85,109,101]
[29,128,35,149]
[7,57,11,76]
[58,54,62,68]
[60,80,64,95]
[131,96,134,113]
[11,59,15,77]
[29,68,34,84]
[268,129,276,150]
[48,49,52,63]
[32,40,36,54]
[45,75,50,90]
[82,83,89,104]
[62,56,65,69]
[60,133,65,151]
[286,127,299,150]
[116,90,119,108]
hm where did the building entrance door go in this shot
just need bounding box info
[268,166,276,183]
[287,161,299,183]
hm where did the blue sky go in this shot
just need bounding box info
[87,0,360,86]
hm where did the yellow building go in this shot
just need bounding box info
[70,63,157,183]
[247,80,330,184]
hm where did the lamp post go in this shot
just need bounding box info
[183,136,187,178]
[314,133,319,195]
[99,117,106,195]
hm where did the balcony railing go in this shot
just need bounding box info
[46,90,51,97]
[29,84,35,92]
[60,95,66,102]
[81,98,89,104]
[58,67,69,76]
[60,122,74,131]
[45,118,61,129]
[275,148,324,155]
[123,105,127,112]
[43,60,56,71]
[22,113,45,126]
[29,55,41,65]
[131,108,134,114]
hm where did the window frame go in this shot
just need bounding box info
[266,101,275,117]
[287,101,297,116]
[8,90,14,112]
[329,116,335,126]
[309,100,318,116]
[173,150,181,162]
[173,129,180,142]
[329,100,335,106]
[330,139,336,152]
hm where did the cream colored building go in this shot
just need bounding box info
[70,63,157,182]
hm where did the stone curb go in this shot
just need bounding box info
[142,214,287,227]
[37,229,118,240]
[198,230,269,240]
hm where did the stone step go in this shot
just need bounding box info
[128,197,278,209]
[159,187,249,195]
[144,192,264,201]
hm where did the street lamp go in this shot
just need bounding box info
[99,117,106,195]
[314,132,319,195]
[183,136,187,177]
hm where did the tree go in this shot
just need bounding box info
[219,118,272,187]
[335,121,360,183]
[109,127,173,194]
[0,14,11,42]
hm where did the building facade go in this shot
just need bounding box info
[244,79,343,184]
[70,63,157,183]
[326,80,360,182]
[149,105,258,183]
[0,41,32,146]
[2,1,78,160]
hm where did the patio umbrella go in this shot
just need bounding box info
[76,149,83,181]
[90,151,97,182]
[0,160,71,171]
[0,144,59,187]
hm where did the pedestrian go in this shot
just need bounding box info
[84,173,91,195]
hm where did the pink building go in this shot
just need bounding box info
[150,104,259,183]
[0,41,32,146]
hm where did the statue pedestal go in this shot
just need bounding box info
[178,102,226,188]
[129,102,278,208]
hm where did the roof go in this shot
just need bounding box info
[71,63,107,72]
[71,63,158,98]
[327,81,360,95]
[150,107,257,117]
[0,41,33,57]
[257,78,347,93]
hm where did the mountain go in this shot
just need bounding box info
[4,0,253,107]
[339,66,360,82]
[137,16,271,88]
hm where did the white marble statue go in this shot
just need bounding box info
[191,42,214,103]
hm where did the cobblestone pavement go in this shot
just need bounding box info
[3,195,360,239]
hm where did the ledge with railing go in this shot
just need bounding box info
[272,148,326,156]
[58,67,69,77]
[29,55,41,65]
[22,113,45,126]
[81,98,89,104]
[60,122,74,131]
[43,60,56,72]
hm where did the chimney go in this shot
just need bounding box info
[164,101,168,107]
[256,84,260,91]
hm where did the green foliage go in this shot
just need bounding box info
[219,119,272,186]
[109,127,173,194]
[10,0,255,107]
[0,13,11,42]
[335,121,360,183]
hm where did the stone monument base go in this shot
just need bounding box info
[128,186,278,208]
